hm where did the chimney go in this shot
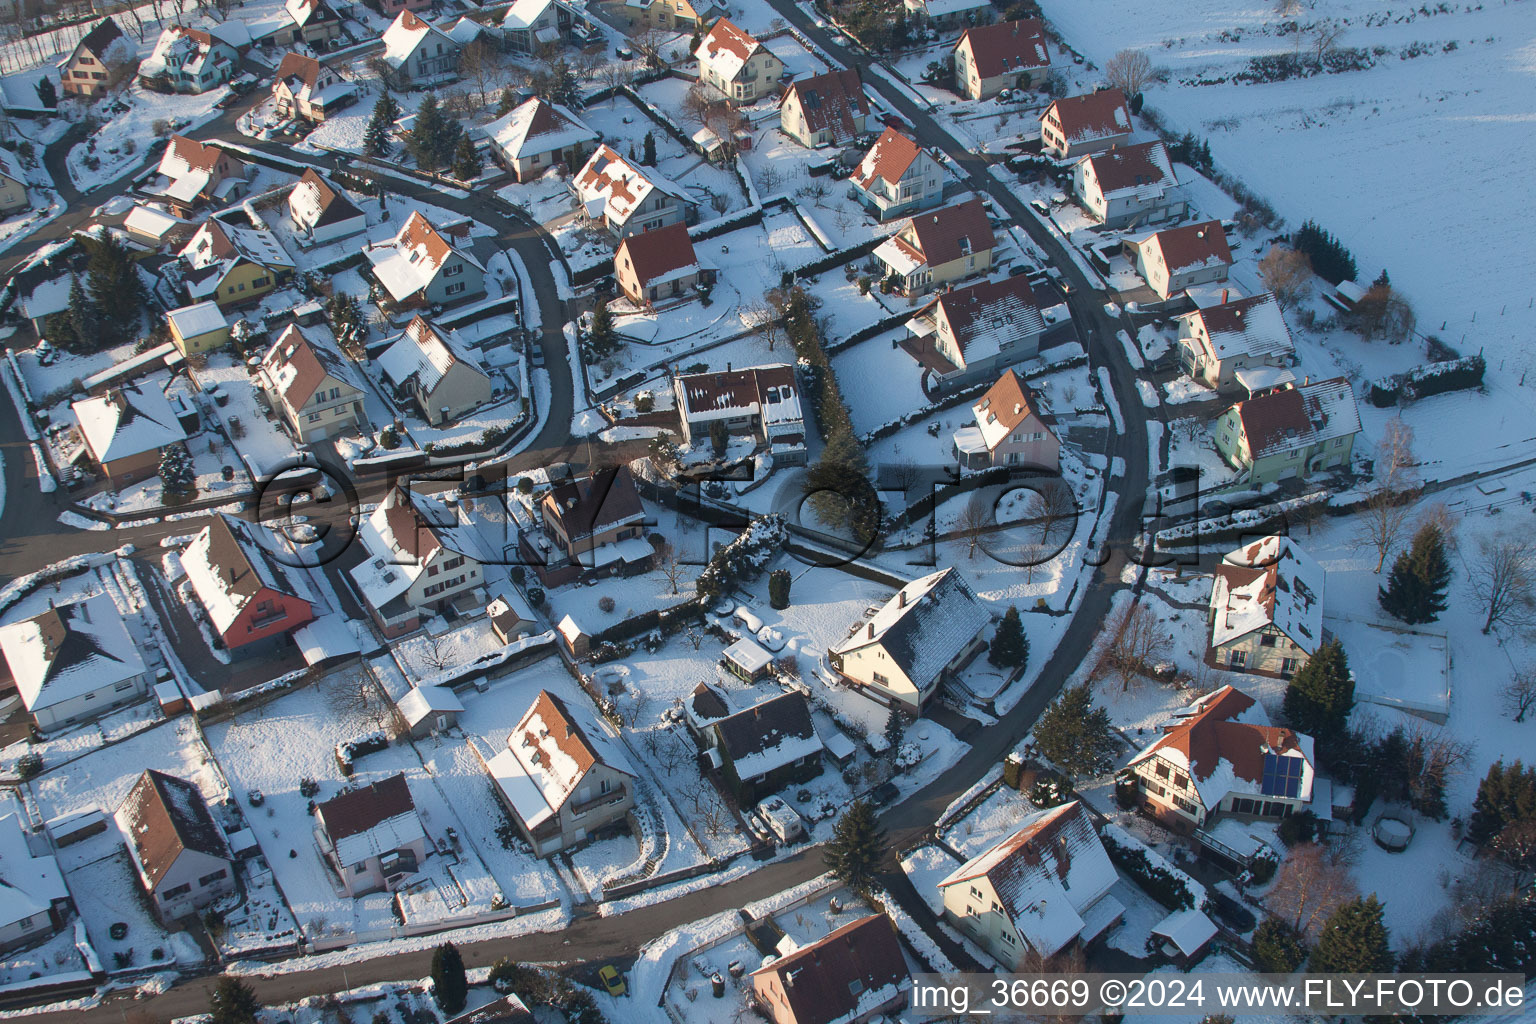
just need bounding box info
[1221,288,1228,304]
[866,622,875,639]
[898,589,906,608]
[80,601,91,624]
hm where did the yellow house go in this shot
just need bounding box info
[872,197,996,295]
[178,219,296,309]
[166,301,231,356]
[694,18,783,104]
[58,18,132,98]
[954,18,1051,100]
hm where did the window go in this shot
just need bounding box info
[355,863,367,875]
[198,869,227,886]
[1260,634,1277,647]
[163,883,192,899]
[1174,796,1199,815]
[307,412,322,423]
[1229,649,1246,669]
[872,671,889,687]
[1287,449,1299,459]
[1001,929,1015,945]
[446,282,465,295]
[445,263,463,277]
[115,680,136,692]
[252,276,269,288]
[80,55,96,64]
[18,915,32,929]
[1334,437,1346,447]
[1154,763,1170,780]
[848,979,864,997]
[1174,773,1188,790]
[970,885,983,899]
[427,564,440,577]
[444,556,464,571]
[1281,657,1297,676]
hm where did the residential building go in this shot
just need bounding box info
[58,17,133,98]
[138,25,239,93]
[1125,220,1231,299]
[71,383,186,485]
[288,168,367,244]
[1125,685,1315,833]
[124,205,197,249]
[903,274,1070,387]
[1040,89,1132,158]
[524,465,652,578]
[873,197,995,295]
[572,145,697,237]
[938,801,1121,968]
[779,69,870,149]
[378,315,493,424]
[487,588,536,645]
[283,0,344,46]
[1208,534,1324,676]
[1177,291,1295,394]
[695,18,783,104]
[178,218,295,308]
[904,0,993,30]
[848,127,943,222]
[396,684,464,738]
[615,0,726,31]
[486,98,598,182]
[1213,376,1360,486]
[377,0,431,16]
[314,775,430,897]
[0,814,69,953]
[259,323,367,441]
[379,11,460,87]
[953,18,1050,100]
[750,914,911,1024]
[0,150,28,217]
[148,135,247,216]
[502,0,594,54]
[703,692,823,804]
[484,690,636,856]
[349,485,492,637]
[827,567,991,710]
[1073,141,1184,229]
[165,300,229,356]
[444,995,534,1024]
[364,211,486,307]
[0,594,149,732]
[116,770,235,922]
[181,513,319,658]
[614,222,713,306]
[272,53,357,122]
[951,369,1060,471]
[672,363,805,461]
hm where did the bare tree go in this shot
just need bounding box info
[1310,19,1344,62]
[1266,841,1358,939]
[682,83,713,126]
[1401,721,1473,810]
[1502,667,1536,723]
[1287,495,1328,536]
[417,632,452,674]
[458,38,502,108]
[957,496,994,560]
[1092,601,1171,690]
[1028,479,1077,544]
[1257,245,1312,308]
[600,63,631,103]
[1417,502,1460,554]
[741,298,781,351]
[1104,48,1153,96]
[1470,535,1536,634]
[622,691,653,728]
[655,541,689,595]
[1492,819,1536,872]
[1356,418,1418,572]
[1349,284,1417,342]
[324,668,393,732]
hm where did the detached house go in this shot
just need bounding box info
[364,211,486,308]
[315,775,430,897]
[502,0,595,54]
[350,485,491,637]
[904,274,1069,388]
[952,369,1059,471]
[1074,141,1184,229]
[283,0,344,47]
[904,0,992,30]
[672,363,805,461]
[524,465,652,579]
[181,513,318,658]
[259,323,368,441]
[848,127,943,222]
[1177,291,1295,394]
[179,218,295,307]
[378,315,493,425]
[1040,89,1132,158]
[701,692,823,804]
[484,690,636,856]
[377,0,430,16]
[116,770,235,923]
[0,594,149,732]
[695,19,783,104]
[0,814,69,953]
[166,300,229,356]
[750,914,912,1024]
[0,150,29,217]
[1214,376,1360,486]
[272,53,357,123]
[1208,534,1324,676]
[573,145,697,238]
[953,18,1050,100]
[614,222,713,306]
[617,0,726,32]
[1125,220,1231,300]
[59,18,133,98]
[938,801,1121,968]
[71,383,186,485]
[288,168,367,244]
[380,12,460,87]
[150,136,246,216]
[487,98,598,182]
[874,197,995,295]
[828,567,991,711]
[1125,685,1316,834]
[779,69,870,149]
[138,25,238,93]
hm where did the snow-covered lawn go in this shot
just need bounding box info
[940,784,1038,860]
[191,354,300,479]
[68,84,225,191]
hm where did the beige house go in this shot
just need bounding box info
[1214,376,1360,487]
[905,275,1067,386]
[58,18,133,98]
[828,567,991,711]
[349,485,492,637]
[672,363,804,458]
[484,690,636,856]
[71,383,186,486]
[272,52,358,123]
[1208,534,1324,677]
[952,369,1059,471]
[260,323,367,443]
[572,145,697,237]
[954,18,1050,100]
[0,814,69,953]
[116,770,235,923]
[848,127,943,221]
[1040,89,1132,158]
[939,802,1120,968]
[779,69,869,149]
[695,18,783,104]
[1126,220,1231,299]
[288,169,368,245]
[315,775,430,897]
[378,315,493,425]
[616,0,726,31]
[1073,141,1185,229]
[1177,291,1295,394]
[150,136,247,216]
[614,222,711,306]
[873,197,995,294]
[751,915,910,1024]
[486,98,598,183]
[0,150,28,216]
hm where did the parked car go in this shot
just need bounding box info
[1210,891,1256,932]
[598,965,627,997]
[870,781,900,805]
[214,93,241,110]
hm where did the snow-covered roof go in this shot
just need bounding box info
[397,684,464,728]
[285,0,335,27]
[0,594,144,715]
[181,513,316,636]
[1209,534,1324,652]
[722,637,774,676]
[1080,140,1177,203]
[117,770,229,889]
[154,135,237,206]
[1232,376,1360,461]
[364,212,482,303]
[288,169,365,234]
[0,813,67,932]
[502,0,571,29]
[749,914,911,1024]
[140,25,236,81]
[939,801,1116,958]
[1183,291,1294,364]
[1042,89,1132,146]
[928,274,1051,371]
[573,145,692,227]
[166,299,227,340]
[489,690,634,830]
[316,774,426,867]
[378,315,489,395]
[350,485,491,610]
[851,126,924,190]
[830,568,991,693]
[956,18,1050,78]
[713,691,822,782]
[1134,219,1230,275]
[381,10,451,68]
[486,98,597,160]
[125,205,194,242]
[72,383,186,464]
[261,322,362,411]
[1151,907,1218,957]
[970,369,1051,451]
[694,18,773,83]
[674,364,800,429]
[179,218,294,300]
[872,235,924,277]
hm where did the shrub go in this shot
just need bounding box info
[598,595,616,613]
[15,752,43,780]
[1100,831,1195,909]
[768,568,792,609]
[1253,917,1307,972]
[527,587,545,607]
[298,776,320,799]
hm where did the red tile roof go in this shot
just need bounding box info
[1042,89,1132,145]
[1081,140,1175,195]
[697,17,757,63]
[275,51,322,91]
[615,222,698,288]
[903,197,995,266]
[751,914,909,1024]
[166,134,224,173]
[957,18,1050,80]
[970,369,1045,439]
[782,69,869,143]
[316,773,417,841]
[851,126,922,189]
[1143,686,1308,791]
[1143,219,1231,274]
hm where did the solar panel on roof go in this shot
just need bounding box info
[1261,752,1302,798]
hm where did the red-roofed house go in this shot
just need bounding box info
[572,145,697,237]
[314,775,430,896]
[258,323,367,442]
[614,222,713,305]
[953,18,1051,100]
[349,485,491,637]
[1213,376,1360,485]
[1177,291,1295,393]
[151,135,247,216]
[288,168,367,244]
[903,274,1069,383]
[751,914,912,1024]
[779,69,870,148]
[1073,141,1184,228]
[1040,89,1132,158]
[873,197,995,294]
[363,211,486,307]
[694,18,783,104]
[848,127,943,221]
[58,18,134,98]
[181,513,318,657]
[1125,685,1315,834]
[1126,220,1231,299]
[1206,534,1324,676]
[951,369,1059,471]
[272,52,357,123]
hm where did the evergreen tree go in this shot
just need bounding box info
[1252,917,1308,973]
[83,229,142,346]
[1378,522,1451,624]
[709,419,729,458]
[1310,896,1393,973]
[1468,760,1536,847]
[60,274,99,353]
[1033,683,1117,782]
[451,133,482,180]
[363,92,400,157]
[1398,894,1536,976]
[208,976,261,1024]
[768,568,792,609]
[824,799,885,892]
[35,75,57,108]
[988,605,1028,669]
[1293,220,1357,285]
[1282,639,1354,745]
[158,445,196,500]
[883,708,905,752]
[407,94,462,173]
[431,942,468,1013]
[1374,267,1390,288]
[587,301,617,358]
[641,130,657,166]
[496,86,518,116]
[535,59,577,105]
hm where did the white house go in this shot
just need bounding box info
[0,595,149,732]
[572,145,697,237]
[378,315,493,424]
[694,18,783,104]
[953,18,1050,100]
[288,168,367,245]
[1073,141,1184,229]
[272,52,357,122]
[149,135,247,215]
[349,485,491,637]
[778,69,869,149]
[380,11,460,86]
[827,567,991,710]
[1126,220,1232,300]
[259,323,368,442]
[486,98,598,182]
[138,25,239,93]
[315,775,430,897]
[364,211,486,307]
[1208,535,1324,677]
[116,770,235,923]
[1177,291,1295,394]
[1040,89,1132,158]
[848,127,943,222]
[672,363,805,461]
[502,0,594,53]
[0,814,69,953]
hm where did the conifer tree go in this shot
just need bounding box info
[883,708,905,752]
[1034,683,1116,781]
[407,94,462,173]
[452,133,482,180]
[84,228,142,345]
[1309,896,1393,973]
[641,130,657,166]
[208,977,261,1024]
[1282,639,1354,744]
[988,605,1029,669]
[825,799,885,892]
[363,92,399,157]
[431,942,468,1013]
[1378,522,1451,624]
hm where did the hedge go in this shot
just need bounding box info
[1101,831,1196,910]
[1369,353,1485,407]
